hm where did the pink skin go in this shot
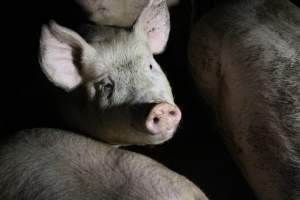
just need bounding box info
[146,103,182,136]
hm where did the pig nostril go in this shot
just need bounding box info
[169,110,176,116]
[153,117,160,124]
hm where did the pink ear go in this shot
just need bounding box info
[134,0,170,54]
[39,22,95,91]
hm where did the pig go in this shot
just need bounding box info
[39,0,181,146]
[188,0,300,199]
[0,128,209,200]
[75,0,180,27]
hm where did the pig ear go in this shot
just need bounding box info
[134,0,170,54]
[39,21,96,91]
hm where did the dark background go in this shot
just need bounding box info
[1,0,299,199]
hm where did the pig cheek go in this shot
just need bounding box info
[85,85,109,110]
[97,109,134,141]
[98,124,139,145]
[98,120,170,145]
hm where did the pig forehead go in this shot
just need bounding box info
[84,46,151,80]
[91,29,151,56]
[95,39,151,67]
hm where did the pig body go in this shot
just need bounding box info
[189,0,300,199]
[40,0,181,146]
[75,0,179,27]
[0,129,208,200]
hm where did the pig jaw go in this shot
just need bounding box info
[91,126,177,146]
[74,102,180,146]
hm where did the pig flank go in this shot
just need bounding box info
[0,129,209,200]
[189,0,300,199]
[39,0,182,146]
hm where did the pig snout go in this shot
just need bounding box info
[146,103,181,136]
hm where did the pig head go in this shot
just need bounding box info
[39,0,181,145]
[189,0,300,199]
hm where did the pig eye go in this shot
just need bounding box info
[149,64,153,70]
[95,77,114,99]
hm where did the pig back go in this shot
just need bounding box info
[0,128,208,200]
[189,0,300,199]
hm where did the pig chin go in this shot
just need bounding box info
[94,126,176,146]
[135,127,176,145]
